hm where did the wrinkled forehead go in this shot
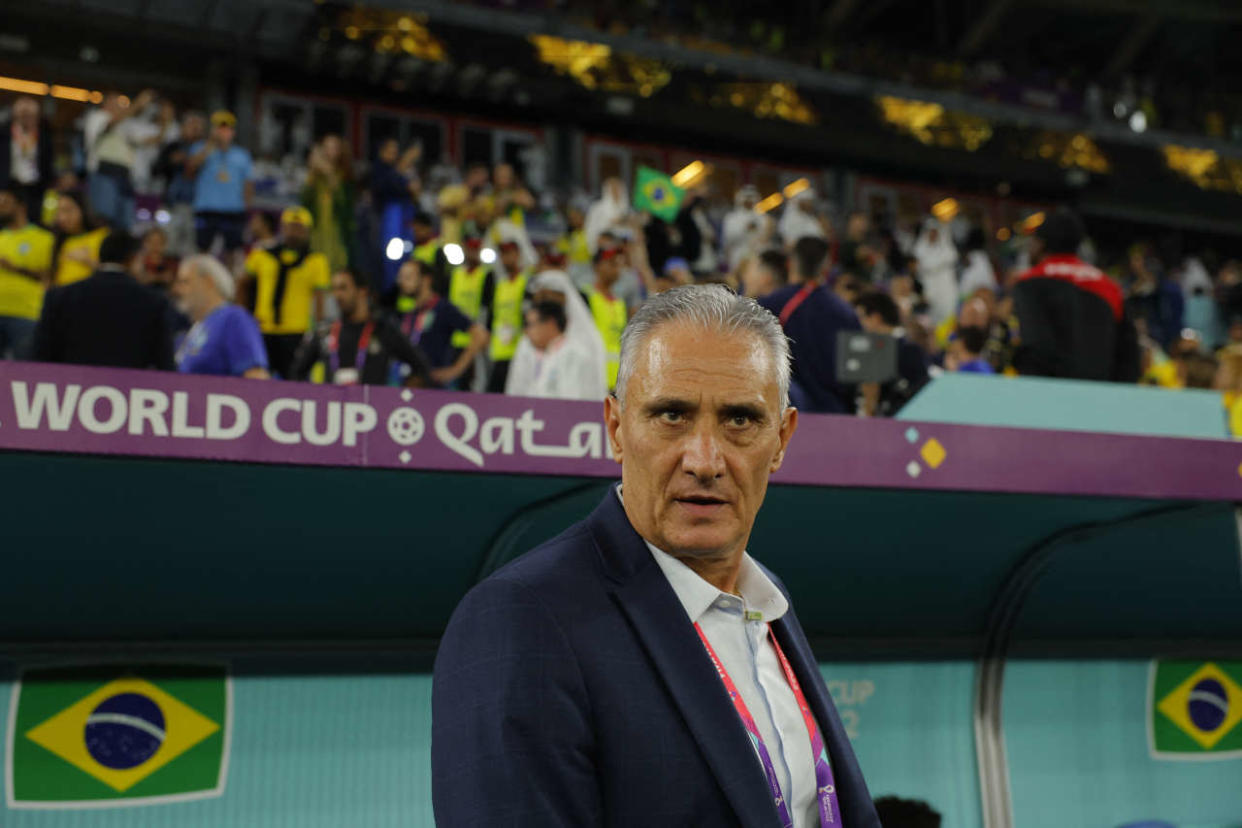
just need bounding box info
[627,321,781,407]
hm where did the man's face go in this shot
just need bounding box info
[397,262,421,297]
[172,263,208,317]
[525,309,557,350]
[740,259,772,298]
[464,243,481,267]
[282,221,309,248]
[465,166,489,189]
[54,197,83,233]
[857,309,883,333]
[847,213,869,239]
[494,164,514,189]
[605,322,797,561]
[596,254,622,286]
[213,124,234,146]
[0,192,19,225]
[331,272,360,316]
[182,115,206,143]
[500,246,521,274]
[378,139,399,165]
[12,98,38,128]
[143,231,166,257]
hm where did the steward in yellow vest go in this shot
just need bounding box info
[447,235,491,387]
[587,246,627,391]
[410,211,448,274]
[483,240,531,392]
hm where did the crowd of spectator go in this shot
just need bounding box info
[2,89,1241,430]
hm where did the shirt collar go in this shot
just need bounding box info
[614,485,788,624]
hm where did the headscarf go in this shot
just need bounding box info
[505,270,608,401]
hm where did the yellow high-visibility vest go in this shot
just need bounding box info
[449,264,489,348]
[489,270,529,362]
[413,238,441,266]
[588,288,627,390]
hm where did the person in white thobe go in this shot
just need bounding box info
[913,218,959,326]
[722,186,773,271]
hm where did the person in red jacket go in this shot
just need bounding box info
[1012,208,1140,382]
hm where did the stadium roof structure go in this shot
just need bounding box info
[6,0,1241,238]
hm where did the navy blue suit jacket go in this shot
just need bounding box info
[432,492,879,827]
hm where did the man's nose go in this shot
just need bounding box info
[680,422,725,481]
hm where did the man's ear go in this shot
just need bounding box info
[770,407,798,473]
[604,394,624,465]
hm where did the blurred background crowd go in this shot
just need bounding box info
[2,0,1241,429]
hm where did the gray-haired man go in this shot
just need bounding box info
[172,254,269,378]
[433,284,879,827]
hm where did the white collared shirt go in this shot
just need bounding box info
[619,489,820,827]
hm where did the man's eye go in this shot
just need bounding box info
[659,410,683,424]
[728,415,753,427]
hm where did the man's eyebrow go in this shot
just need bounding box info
[643,397,696,414]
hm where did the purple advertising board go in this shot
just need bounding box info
[0,362,1237,501]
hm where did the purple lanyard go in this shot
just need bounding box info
[401,297,439,346]
[695,622,843,827]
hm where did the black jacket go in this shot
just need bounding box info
[31,267,176,370]
[1012,254,1140,383]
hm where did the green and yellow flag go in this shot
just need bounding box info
[7,663,230,807]
[1149,660,1242,759]
[632,166,684,223]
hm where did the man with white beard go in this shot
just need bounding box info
[722,185,772,270]
[172,254,270,378]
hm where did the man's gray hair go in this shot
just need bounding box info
[183,254,235,301]
[616,284,791,409]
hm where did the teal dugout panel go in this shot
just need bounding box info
[1005,661,1242,828]
[0,450,1219,651]
[901,373,1229,439]
[1,450,1240,827]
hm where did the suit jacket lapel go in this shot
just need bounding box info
[589,495,782,828]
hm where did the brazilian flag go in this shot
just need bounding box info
[633,166,684,223]
[7,663,230,807]
[1149,660,1242,759]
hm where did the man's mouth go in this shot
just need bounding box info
[675,495,729,507]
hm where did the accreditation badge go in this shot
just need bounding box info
[334,368,360,386]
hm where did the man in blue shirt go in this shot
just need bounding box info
[950,325,996,375]
[757,236,861,413]
[391,258,488,386]
[172,254,269,378]
[187,111,253,258]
